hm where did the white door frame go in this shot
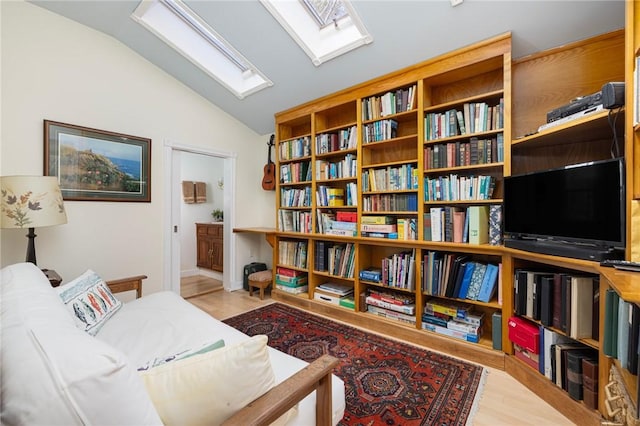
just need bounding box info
[163,141,237,293]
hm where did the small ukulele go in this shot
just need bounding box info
[261,134,276,191]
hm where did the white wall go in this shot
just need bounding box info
[0,1,275,293]
[180,152,223,278]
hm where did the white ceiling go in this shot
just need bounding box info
[30,0,625,135]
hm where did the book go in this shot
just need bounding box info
[569,275,595,339]
[567,350,597,401]
[554,343,587,389]
[477,263,499,303]
[488,204,502,245]
[492,312,502,350]
[359,267,382,282]
[628,303,640,373]
[465,262,487,300]
[539,275,554,327]
[457,262,477,299]
[603,288,619,357]
[361,215,395,224]
[467,205,489,244]
[360,224,397,232]
[617,297,630,369]
[543,328,572,380]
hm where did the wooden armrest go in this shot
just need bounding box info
[106,275,147,299]
[222,354,339,426]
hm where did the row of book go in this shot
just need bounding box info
[422,299,484,343]
[274,267,308,295]
[509,316,598,408]
[280,161,311,184]
[361,164,419,192]
[423,174,495,202]
[316,155,357,180]
[422,253,500,303]
[280,186,312,207]
[315,184,357,207]
[316,210,357,236]
[603,288,640,376]
[424,135,504,170]
[278,209,312,233]
[314,241,356,278]
[362,119,398,144]
[315,126,357,154]
[278,240,308,269]
[279,136,311,161]
[361,85,417,121]
[365,289,416,325]
[425,205,502,246]
[361,193,418,213]
[424,99,504,140]
[513,270,598,340]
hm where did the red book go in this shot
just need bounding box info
[276,267,304,277]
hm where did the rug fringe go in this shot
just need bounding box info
[466,367,489,426]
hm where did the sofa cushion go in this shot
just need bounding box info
[137,339,226,371]
[139,334,276,425]
[1,262,162,425]
[56,269,122,335]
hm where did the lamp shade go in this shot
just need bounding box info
[1,176,67,229]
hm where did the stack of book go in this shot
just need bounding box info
[365,289,416,325]
[275,267,308,295]
[320,210,357,237]
[422,299,484,343]
[314,282,354,306]
[361,215,397,239]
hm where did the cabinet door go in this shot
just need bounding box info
[210,237,223,272]
[197,236,213,269]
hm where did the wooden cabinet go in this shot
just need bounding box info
[196,223,223,272]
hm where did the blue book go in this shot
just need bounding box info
[457,262,476,299]
[477,263,499,303]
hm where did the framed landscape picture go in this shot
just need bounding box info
[44,120,151,202]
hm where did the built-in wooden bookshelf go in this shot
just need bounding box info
[272,25,639,425]
[274,33,512,367]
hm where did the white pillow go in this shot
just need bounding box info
[139,335,276,425]
[56,269,122,335]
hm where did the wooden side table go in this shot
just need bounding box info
[42,269,62,287]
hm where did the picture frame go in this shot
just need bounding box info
[44,120,151,202]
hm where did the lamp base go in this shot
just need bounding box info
[26,227,37,265]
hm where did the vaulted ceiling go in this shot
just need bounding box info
[30,1,625,135]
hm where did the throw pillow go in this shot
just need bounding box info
[139,334,276,425]
[56,269,122,335]
[137,339,226,371]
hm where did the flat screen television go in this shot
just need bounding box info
[503,158,625,261]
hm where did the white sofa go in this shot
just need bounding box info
[1,262,345,425]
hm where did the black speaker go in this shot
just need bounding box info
[601,82,625,109]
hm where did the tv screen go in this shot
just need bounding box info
[503,158,625,251]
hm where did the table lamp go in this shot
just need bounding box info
[1,176,67,265]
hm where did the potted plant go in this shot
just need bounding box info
[211,209,223,222]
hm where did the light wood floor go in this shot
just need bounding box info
[180,275,223,299]
[188,288,576,426]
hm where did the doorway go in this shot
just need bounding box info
[163,143,237,296]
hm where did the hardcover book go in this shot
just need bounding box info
[467,205,489,245]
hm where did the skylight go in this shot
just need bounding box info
[260,0,372,66]
[131,0,272,99]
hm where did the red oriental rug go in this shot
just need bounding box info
[223,303,486,426]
